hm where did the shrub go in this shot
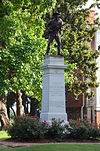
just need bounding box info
[46,119,65,140]
[89,123,100,139]
[69,119,100,140]
[69,120,89,139]
[7,117,69,141]
[8,117,100,141]
[7,116,47,141]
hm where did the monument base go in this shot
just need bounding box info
[40,113,67,122]
[40,55,68,124]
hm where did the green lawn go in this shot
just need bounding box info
[0,131,100,151]
[0,144,100,151]
[0,131,10,139]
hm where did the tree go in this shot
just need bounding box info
[54,0,100,100]
[0,0,100,125]
[0,0,56,124]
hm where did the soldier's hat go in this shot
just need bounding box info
[53,10,60,16]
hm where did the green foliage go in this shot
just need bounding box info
[0,0,100,101]
[7,116,47,140]
[55,0,100,99]
[7,116,70,141]
[89,123,100,139]
[0,0,56,100]
[46,119,65,140]
[69,120,89,139]
[7,117,100,141]
[0,130,10,139]
[69,119,100,139]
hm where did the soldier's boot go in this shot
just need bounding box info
[58,46,63,56]
[46,42,50,55]
[46,47,49,55]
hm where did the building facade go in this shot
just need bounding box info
[95,28,100,124]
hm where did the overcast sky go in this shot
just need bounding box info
[86,0,100,16]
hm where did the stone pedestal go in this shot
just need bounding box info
[40,55,68,123]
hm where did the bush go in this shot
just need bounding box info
[7,117,100,141]
[7,117,69,141]
[89,123,100,139]
[46,119,65,140]
[7,116,47,141]
[69,119,100,140]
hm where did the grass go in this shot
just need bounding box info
[0,131,100,151]
[0,131,10,139]
[0,144,100,151]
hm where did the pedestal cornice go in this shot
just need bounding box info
[40,64,67,70]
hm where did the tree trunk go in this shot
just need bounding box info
[0,0,2,5]
[16,90,22,116]
[7,106,10,119]
[0,95,10,128]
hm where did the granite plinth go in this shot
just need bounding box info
[40,55,68,123]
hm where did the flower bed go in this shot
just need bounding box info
[7,116,100,141]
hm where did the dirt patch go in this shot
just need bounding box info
[0,138,100,147]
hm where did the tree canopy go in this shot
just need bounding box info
[55,0,100,99]
[0,0,100,102]
[0,0,56,100]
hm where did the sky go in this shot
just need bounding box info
[86,0,100,16]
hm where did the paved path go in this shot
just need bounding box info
[0,139,100,147]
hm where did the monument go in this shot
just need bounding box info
[45,10,63,56]
[40,10,68,123]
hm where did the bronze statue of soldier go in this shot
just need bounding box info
[45,10,63,55]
